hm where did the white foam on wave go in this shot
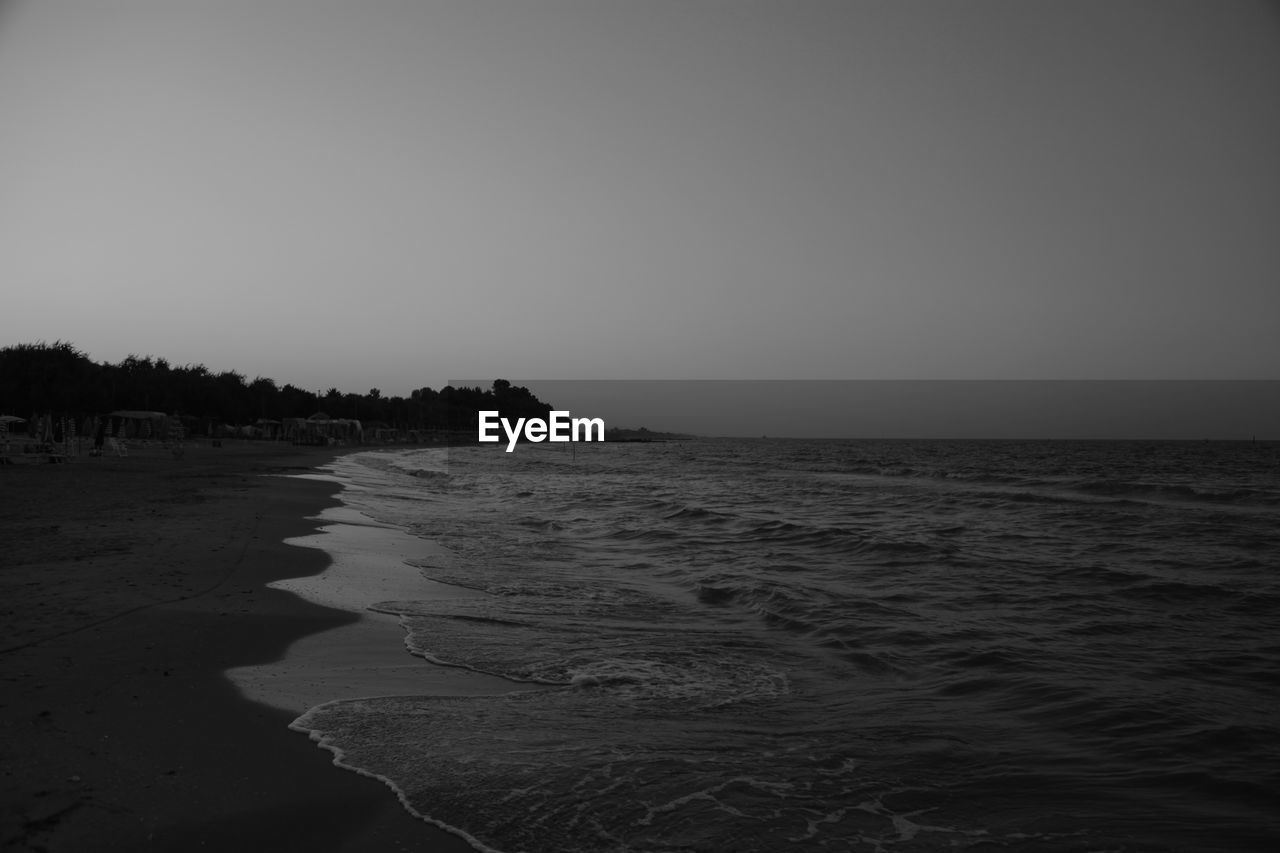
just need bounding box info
[635,776,795,826]
[565,656,791,708]
[291,700,508,853]
[376,591,797,709]
[227,468,522,713]
[273,510,458,612]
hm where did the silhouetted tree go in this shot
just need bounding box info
[0,342,557,440]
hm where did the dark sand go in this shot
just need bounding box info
[0,441,475,852]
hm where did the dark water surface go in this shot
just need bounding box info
[294,439,1280,852]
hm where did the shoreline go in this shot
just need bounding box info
[229,497,524,715]
[0,441,477,851]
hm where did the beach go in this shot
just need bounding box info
[0,441,476,852]
[5,438,1279,851]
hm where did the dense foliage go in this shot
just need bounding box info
[0,342,552,435]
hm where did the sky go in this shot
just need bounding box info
[1,1,1278,434]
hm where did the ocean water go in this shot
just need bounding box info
[291,439,1280,852]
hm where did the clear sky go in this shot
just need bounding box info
[2,1,1278,405]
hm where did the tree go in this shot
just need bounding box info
[0,341,561,438]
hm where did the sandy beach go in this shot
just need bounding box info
[0,441,477,852]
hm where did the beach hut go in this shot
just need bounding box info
[282,412,363,445]
[110,410,169,440]
[0,415,24,455]
[254,418,283,440]
[282,414,327,445]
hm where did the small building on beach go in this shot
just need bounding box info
[282,413,363,445]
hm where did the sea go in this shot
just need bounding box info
[287,438,1280,853]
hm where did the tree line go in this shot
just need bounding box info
[0,341,553,435]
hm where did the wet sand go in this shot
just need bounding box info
[229,499,523,715]
[0,441,476,852]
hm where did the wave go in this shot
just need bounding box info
[812,451,1280,509]
[307,440,1280,852]
[289,689,1006,853]
[1069,478,1280,506]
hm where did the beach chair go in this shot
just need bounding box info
[106,436,128,456]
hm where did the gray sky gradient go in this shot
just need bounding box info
[2,1,1278,402]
